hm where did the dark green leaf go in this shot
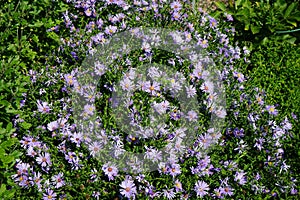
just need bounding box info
[284,2,297,18]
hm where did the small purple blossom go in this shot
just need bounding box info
[266,105,278,116]
[36,152,51,167]
[194,180,209,197]
[37,100,51,113]
[51,172,65,188]
[43,188,57,200]
[102,162,118,181]
[119,176,137,199]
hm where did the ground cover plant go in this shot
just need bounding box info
[1,0,299,199]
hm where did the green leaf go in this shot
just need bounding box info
[11,150,22,158]
[19,122,32,130]
[1,139,16,149]
[214,1,227,12]
[0,184,6,195]
[28,21,44,28]
[284,2,297,18]
[287,20,297,27]
[251,24,261,34]
[2,155,14,164]
[6,122,12,132]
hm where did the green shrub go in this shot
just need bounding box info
[213,0,300,46]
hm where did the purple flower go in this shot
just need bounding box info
[233,71,245,82]
[198,38,209,48]
[194,180,209,197]
[201,81,214,93]
[171,11,181,21]
[234,171,247,185]
[36,152,51,167]
[186,110,198,122]
[102,162,118,181]
[43,188,57,200]
[170,1,182,11]
[169,163,181,177]
[209,17,218,28]
[37,100,51,113]
[144,81,160,96]
[65,151,77,164]
[120,77,134,91]
[104,25,117,35]
[170,109,181,120]
[185,85,196,98]
[225,13,234,21]
[266,105,278,116]
[174,179,183,192]
[88,141,102,157]
[213,187,224,198]
[220,186,234,196]
[70,132,83,147]
[29,171,42,189]
[51,172,65,188]
[119,177,137,199]
[163,188,175,199]
[47,120,59,132]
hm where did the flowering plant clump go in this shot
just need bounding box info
[10,0,299,199]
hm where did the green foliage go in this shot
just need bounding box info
[242,40,300,119]
[214,0,300,46]
[0,122,22,199]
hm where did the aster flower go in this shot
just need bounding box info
[225,13,234,21]
[88,141,102,157]
[163,188,176,199]
[37,100,51,113]
[170,1,182,11]
[36,152,51,167]
[70,132,83,147]
[186,110,198,122]
[200,81,214,93]
[234,171,247,185]
[174,179,183,192]
[209,17,218,28]
[120,77,134,91]
[169,163,181,177]
[20,135,32,149]
[169,78,183,94]
[158,162,169,175]
[214,107,227,119]
[144,81,160,96]
[220,186,234,196]
[185,85,196,98]
[194,180,209,197]
[172,11,181,21]
[102,162,118,181]
[170,109,181,120]
[29,171,42,189]
[266,105,278,116]
[51,172,65,188]
[95,61,107,76]
[104,25,117,35]
[233,71,245,82]
[119,177,137,199]
[212,187,223,198]
[27,146,38,157]
[84,104,96,115]
[16,162,30,175]
[43,188,57,200]
[198,38,209,48]
[47,120,59,132]
[65,151,77,164]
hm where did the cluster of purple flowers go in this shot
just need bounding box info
[12,0,299,199]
